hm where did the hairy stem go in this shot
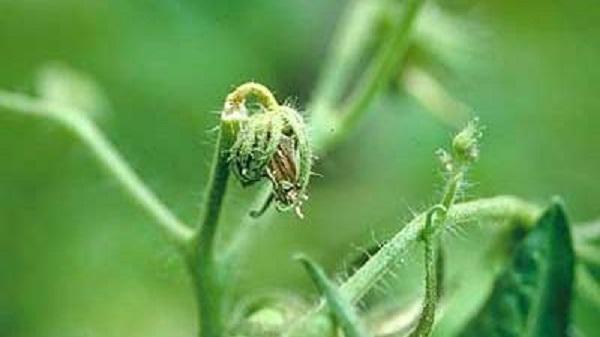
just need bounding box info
[195,120,237,253]
[0,90,194,247]
[409,153,462,337]
[188,107,243,337]
[409,206,445,337]
[285,196,541,337]
[341,196,540,302]
[440,173,462,211]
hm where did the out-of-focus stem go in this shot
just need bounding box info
[309,0,385,138]
[314,0,426,152]
[0,90,194,247]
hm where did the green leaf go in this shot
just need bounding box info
[458,202,574,337]
[296,254,369,337]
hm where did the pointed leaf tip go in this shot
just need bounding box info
[296,254,369,337]
[459,203,574,337]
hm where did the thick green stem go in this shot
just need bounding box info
[188,253,224,337]
[341,196,540,302]
[196,122,236,253]
[0,90,194,247]
[190,116,240,337]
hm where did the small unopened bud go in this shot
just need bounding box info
[451,118,482,165]
[437,118,483,174]
[230,111,283,186]
[226,83,313,218]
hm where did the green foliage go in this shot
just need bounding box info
[1,1,599,337]
[459,203,575,337]
[297,254,368,337]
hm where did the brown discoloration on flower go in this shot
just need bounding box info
[266,135,306,218]
[225,82,312,218]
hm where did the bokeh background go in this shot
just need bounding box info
[1,0,599,336]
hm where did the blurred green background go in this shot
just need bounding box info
[1,0,599,336]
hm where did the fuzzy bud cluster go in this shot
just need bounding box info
[224,83,313,218]
[452,118,482,165]
[438,118,483,174]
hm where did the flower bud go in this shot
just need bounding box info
[266,106,312,218]
[230,110,284,186]
[437,118,483,174]
[451,118,482,166]
[228,101,313,218]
